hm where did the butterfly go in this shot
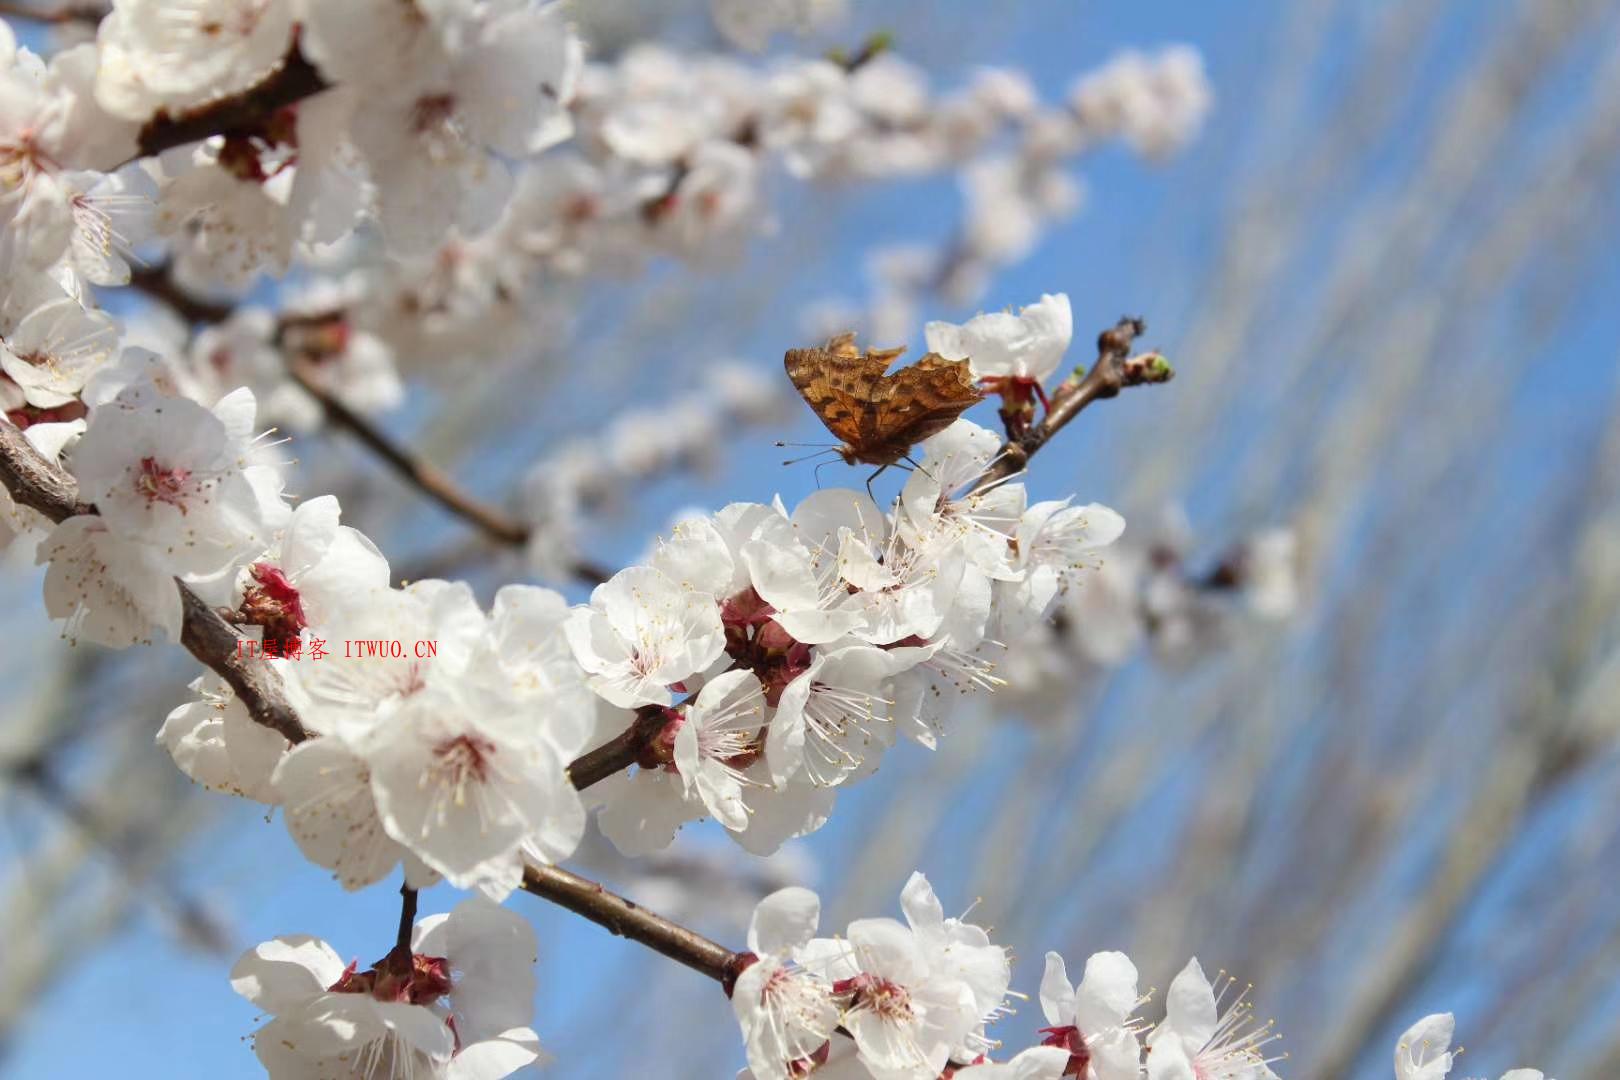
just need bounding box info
[783,332,985,478]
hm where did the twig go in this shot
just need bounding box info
[520,862,747,990]
[125,263,235,325]
[132,46,329,163]
[0,1,103,25]
[970,316,1173,495]
[286,358,530,547]
[395,883,418,954]
[285,358,611,585]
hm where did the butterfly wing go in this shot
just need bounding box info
[858,353,985,462]
[784,336,895,448]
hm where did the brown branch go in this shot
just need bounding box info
[566,707,669,790]
[0,425,652,787]
[394,883,419,954]
[133,46,329,162]
[287,357,531,547]
[125,263,236,325]
[285,357,612,586]
[177,586,308,743]
[520,862,747,989]
[0,424,95,520]
[0,422,311,744]
[0,1,104,24]
[970,316,1173,495]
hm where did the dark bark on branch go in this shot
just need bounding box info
[177,586,309,743]
[0,424,96,520]
[134,48,330,161]
[520,863,746,988]
[566,708,669,790]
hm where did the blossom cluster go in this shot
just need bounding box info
[0,199,1279,1079]
[230,897,545,1078]
[802,47,1210,340]
[3,0,1208,456]
[724,874,1551,1080]
[327,31,1209,406]
[999,506,1300,720]
[0,5,1525,1080]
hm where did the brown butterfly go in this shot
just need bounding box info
[783,332,985,480]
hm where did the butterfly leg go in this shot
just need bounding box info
[864,464,890,503]
[901,453,937,482]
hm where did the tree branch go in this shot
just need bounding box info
[395,883,418,955]
[0,1,104,24]
[285,358,611,585]
[287,358,531,547]
[132,46,329,162]
[125,263,236,325]
[520,862,747,990]
[566,707,669,790]
[971,316,1173,495]
[0,424,657,787]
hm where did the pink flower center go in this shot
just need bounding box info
[136,457,195,512]
[329,951,454,1006]
[432,733,497,786]
[0,129,58,191]
[720,589,812,705]
[238,562,309,642]
[835,973,914,1023]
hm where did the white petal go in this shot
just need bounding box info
[447,1029,548,1080]
[748,886,822,954]
[229,935,347,1013]
[1074,949,1139,1033]
[1038,951,1076,1028]
[1158,958,1216,1049]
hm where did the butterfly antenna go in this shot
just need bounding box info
[782,447,840,466]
